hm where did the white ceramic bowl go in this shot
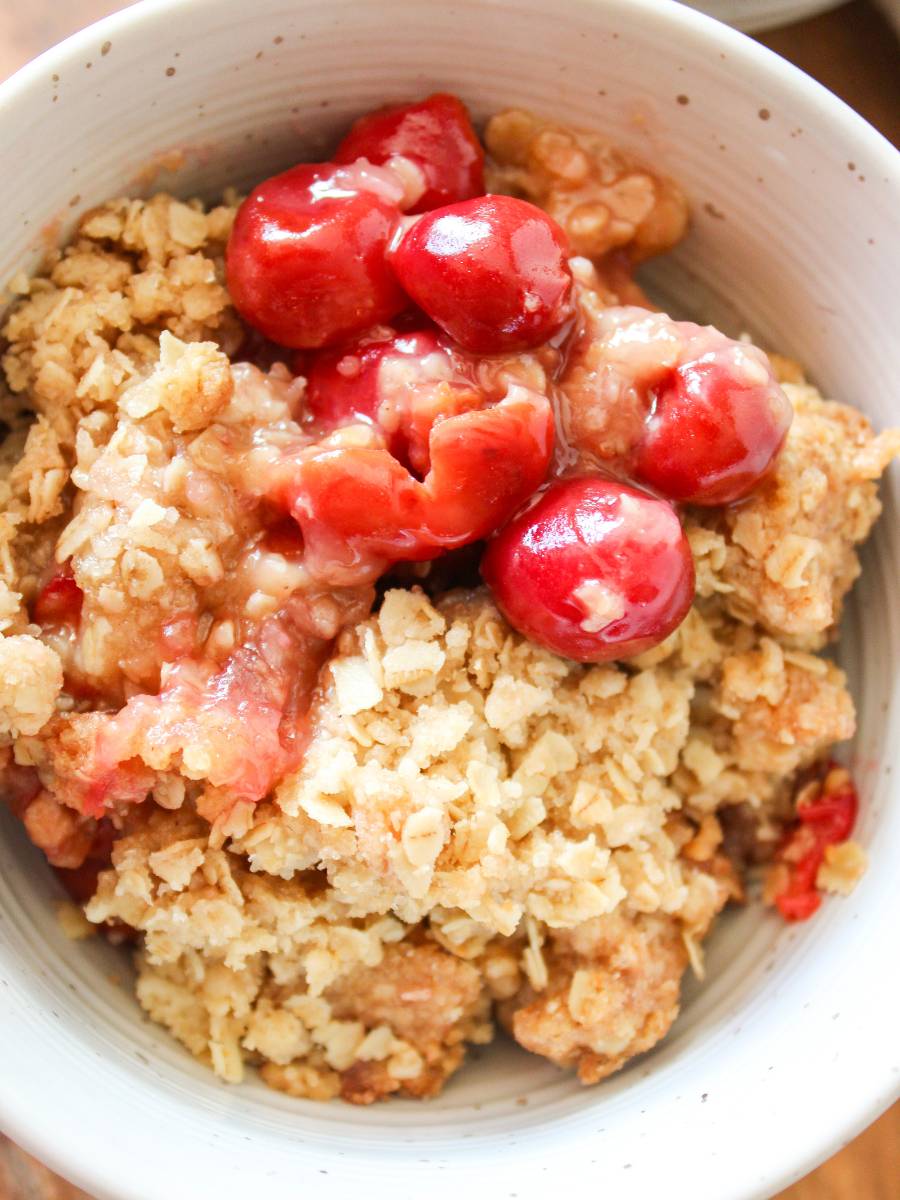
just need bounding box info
[683,0,844,32]
[0,2,898,1197]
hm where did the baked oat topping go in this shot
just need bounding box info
[0,95,894,1103]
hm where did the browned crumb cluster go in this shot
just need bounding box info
[484,109,689,264]
[0,113,895,1103]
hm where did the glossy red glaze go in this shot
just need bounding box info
[390,195,573,354]
[33,561,83,626]
[159,611,198,660]
[334,92,484,214]
[481,475,695,663]
[773,766,858,922]
[260,517,306,559]
[74,609,326,818]
[304,327,483,475]
[226,161,407,349]
[278,389,554,580]
[305,329,443,428]
[633,356,793,505]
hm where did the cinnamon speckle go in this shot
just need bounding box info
[85,62,92,70]
[52,73,59,82]
[847,162,856,171]
[597,89,607,97]
[101,41,111,56]
[676,94,689,106]
[758,108,771,120]
[255,50,264,60]
[703,202,725,220]
[858,174,866,182]
[274,35,284,45]
[165,66,176,77]
[51,95,58,103]
[68,194,81,208]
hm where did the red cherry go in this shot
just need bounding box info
[390,195,574,354]
[334,93,484,214]
[481,476,694,663]
[633,348,793,505]
[303,327,483,475]
[226,161,407,349]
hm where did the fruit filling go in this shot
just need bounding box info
[1,95,897,1105]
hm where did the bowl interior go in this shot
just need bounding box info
[0,2,898,1198]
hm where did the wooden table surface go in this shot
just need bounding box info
[0,1,897,1196]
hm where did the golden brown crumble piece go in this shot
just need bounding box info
[2,194,239,443]
[499,910,701,1083]
[0,635,62,736]
[688,380,900,643]
[0,192,243,700]
[716,640,854,776]
[322,942,491,1103]
[485,109,688,263]
[85,805,491,1101]
[817,840,867,895]
[21,787,97,869]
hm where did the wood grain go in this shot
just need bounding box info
[758,1,900,145]
[0,1,897,1197]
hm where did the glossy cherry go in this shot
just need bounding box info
[226,161,407,349]
[390,195,574,354]
[334,93,484,214]
[633,346,793,506]
[303,327,483,476]
[481,475,695,663]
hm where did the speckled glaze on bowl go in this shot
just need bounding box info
[0,2,898,1198]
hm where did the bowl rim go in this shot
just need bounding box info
[0,1,898,1198]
